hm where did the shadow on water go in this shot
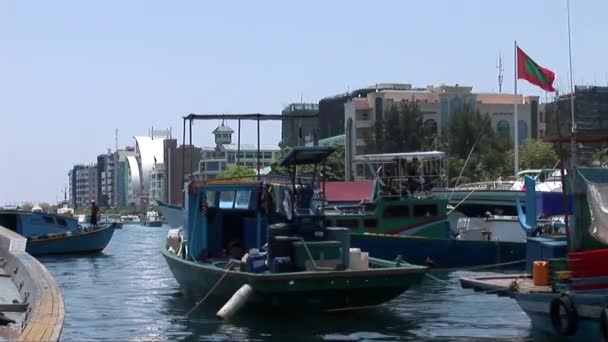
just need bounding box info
[160,291,418,342]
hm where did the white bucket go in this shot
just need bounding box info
[360,252,369,270]
[349,248,361,270]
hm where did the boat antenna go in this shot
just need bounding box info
[567,0,576,169]
[497,49,504,93]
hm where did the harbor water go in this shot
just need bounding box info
[39,225,551,341]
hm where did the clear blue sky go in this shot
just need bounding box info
[1,0,606,204]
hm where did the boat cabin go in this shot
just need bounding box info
[0,210,80,237]
[183,146,337,263]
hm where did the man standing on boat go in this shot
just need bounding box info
[90,200,99,228]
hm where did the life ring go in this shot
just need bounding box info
[600,305,608,342]
[550,295,578,336]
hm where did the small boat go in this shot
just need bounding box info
[460,165,608,340]
[0,209,115,255]
[157,200,183,228]
[120,215,141,225]
[143,210,163,227]
[0,225,64,341]
[162,146,427,318]
[100,214,123,229]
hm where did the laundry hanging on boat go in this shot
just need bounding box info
[587,180,608,244]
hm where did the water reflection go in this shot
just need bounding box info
[35,226,537,341]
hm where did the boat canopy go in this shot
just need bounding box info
[354,151,445,162]
[279,146,336,167]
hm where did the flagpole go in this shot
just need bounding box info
[513,40,519,176]
[567,0,576,169]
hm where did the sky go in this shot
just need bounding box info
[1,0,607,204]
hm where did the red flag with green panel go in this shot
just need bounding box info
[517,47,556,92]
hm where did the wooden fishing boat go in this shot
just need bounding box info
[0,210,115,255]
[162,146,427,318]
[0,226,64,341]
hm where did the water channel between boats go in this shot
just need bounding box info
[37,224,553,341]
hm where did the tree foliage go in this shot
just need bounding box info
[218,165,256,179]
[364,102,425,153]
[517,138,559,170]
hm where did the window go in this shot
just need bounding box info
[219,191,235,208]
[539,112,544,123]
[375,97,383,120]
[227,152,236,163]
[234,191,251,209]
[423,119,438,135]
[205,192,216,207]
[43,216,55,224]
[413,204,438,217]
[245,152,254,159]
[363,218,378,229]
[497,120,510,138]
[207,161,220,171]
[263,152,272,159]
[383,205,410,218]
[336,219,359,229]
[539,129,544,138]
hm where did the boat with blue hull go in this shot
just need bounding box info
[351,233,526,268]
[0,210,115,255]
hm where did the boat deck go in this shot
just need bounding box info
[0,258,27,340]
[460,274,552,296]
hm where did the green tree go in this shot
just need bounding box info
[363,102,424,154]
[218,165,256,178]
[517,138,559,170]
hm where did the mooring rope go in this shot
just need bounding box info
[150,261,235,341]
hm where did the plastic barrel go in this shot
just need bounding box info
[268,235,299,264]
[533,261,550,286]
[327,227,350,269]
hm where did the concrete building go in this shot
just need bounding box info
[196,124,281,180]
[112,147,136,209]
[343,83,539,180]
[281,103,319,147]
[97,151,116,208]
[162,139,202,206]
[68,164,98,209]
[543,86,608,163]
[129,129,171,211]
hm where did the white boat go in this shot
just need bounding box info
[120,215,141,224]
[143,210,163,227]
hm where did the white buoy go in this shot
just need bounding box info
[216,284,253,320]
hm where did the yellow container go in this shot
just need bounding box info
[533,261,550,286]
[556,270,572,281]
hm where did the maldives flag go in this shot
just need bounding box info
[517,47,556,92]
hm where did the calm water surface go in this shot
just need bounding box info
[38,226,551,341]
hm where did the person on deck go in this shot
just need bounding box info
[90,200,99,227]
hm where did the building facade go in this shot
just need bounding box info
[162,139,202,206]
[97,151,116,208]
[68,164,98,210]
[281,103,319,147]
[196,124,281,180]
[343,83,539,180]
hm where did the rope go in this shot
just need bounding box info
[448,116,492,202]
[434,259,526,273]
[446,189,476,214]
[150,261,235,341]
[297,237,333,271]
[185,262,234,318]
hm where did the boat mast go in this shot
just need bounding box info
[567,0,576,170]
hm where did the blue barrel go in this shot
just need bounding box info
[326,227,350,269]
[246,253,267,273]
